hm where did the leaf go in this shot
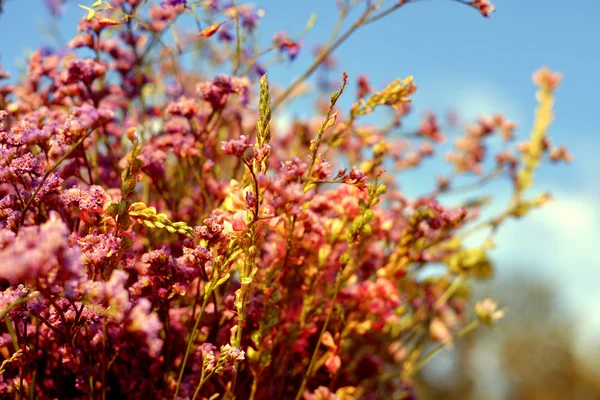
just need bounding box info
[78,4,96,20]
[324,111,338,130]
[92,0,102,7]
[216,273,230,286]
[304,12,317,31]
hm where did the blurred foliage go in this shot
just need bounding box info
[414,274,600,400]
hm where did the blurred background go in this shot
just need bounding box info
[1,1,599,398]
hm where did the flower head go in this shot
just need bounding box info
[475,298,505,326]
[472,0,495,17]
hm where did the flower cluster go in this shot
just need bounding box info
[0,0,570,399]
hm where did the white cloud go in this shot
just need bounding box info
[493,190,600,346]
[453,82,526,125]
[495,192,600,279]
[417,78,527,125]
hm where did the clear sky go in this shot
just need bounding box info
[1,0,599,345]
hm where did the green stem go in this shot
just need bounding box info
[293,266,345,400]
[272,1,411,110]
[232,0,243,76]
[5,319,19,352]
[434,274,464,310]
[173,292,211,399]
[191,366,210,400]
[406,319,480,379]
[0,293,39,321]
[249,373,259,400]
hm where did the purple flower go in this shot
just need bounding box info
[61,59,107,85]
[58,104,113,143]
[87,269,130,321]
[194,216,225,244]
[197,75,250,110]
[78,231,122,268]
[128,298,164,357]
[62,185,109,213]
[273,32,302,61]
[44,0,65,16]
[0,212,85,296]
[9,153,40,176]
[33,172,63,202]
[200,343,217,372]
[219,343,245,372]
[161,0,188,8]
[0,284,29,320]
[177,245,213,280]
[240,9,261,32]
[165,96,199,119]
[221,135,251,157]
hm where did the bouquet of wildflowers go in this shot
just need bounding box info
[0,0,570,398]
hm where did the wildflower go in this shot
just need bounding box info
[240,8,262,32]
[429,317,453,345]
[472,0,495,17]
[0,1,571,398]
[273,32,302,61]
[178,245,213,280]
[197,75,250,110]
[0,212,84,295]
[219,343,245,372]
[533,67,562,91]
[58,104,113,143]
[61,59,107,85]
[88,269,131,321]
[165,96,199,119]
[324,354,341,373]
[304,386,341,400]
[550,145,573,163]
[222,135,251,157]
[475,298,505,326]
[356,74,372,99]
[231,210,249,231]
[161,0,188,8]
[351,76,416,117]
[128,298,164,357]
[62,185,111,223]
[418,112,445,143]
[68,33,94,49]
[78,231,122,268]
[446,247,493,279]
[194,216,226,244]
[200,343,218,372]
[43,0,65,16]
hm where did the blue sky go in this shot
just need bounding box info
[1,0,599,345]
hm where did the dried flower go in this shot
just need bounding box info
[475,298,505,326]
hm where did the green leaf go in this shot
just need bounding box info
[304,12,317,32]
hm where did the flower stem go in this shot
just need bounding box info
[18,130,94,232]
[293,266,345,400]
[406,319,480,379]
[272,0,410,110]
[191,365,207,400]
[173,292,211,400]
